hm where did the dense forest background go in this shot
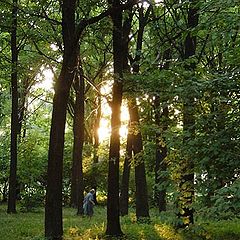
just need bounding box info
[0,0,240,239]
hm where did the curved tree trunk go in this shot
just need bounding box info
[45,0,78,238]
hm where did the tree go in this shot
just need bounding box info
[7,0,18,214]
[177,0,199,227]
[45,0,80,238]
[120,132,132,216]
[106,0,124,236]
[129,5,151,220]
[154,49,171,213]
[154,96,169,212]
[44,1,120,238]
[70,61,84,214]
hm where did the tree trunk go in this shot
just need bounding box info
[120,132,132,216]
[93,94,101,163]
[118,10,133,217]
[154,97,169,212]
[8,0,18,214]
[128,99,150,220]
[128,6,151,221]
[106,0,123,236]
[71,62,85,215]
[154,49,170,213]
[177,0,199,228]
[45,0,78,238]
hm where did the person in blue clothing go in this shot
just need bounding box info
[83,189,95,218]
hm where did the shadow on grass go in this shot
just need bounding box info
[64,212,183,240]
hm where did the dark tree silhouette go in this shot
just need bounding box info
[154,98,169,212]
[71,61,85,214]
[106,0,124,236]
[120,132,132,216]
[8,0,18,214]
[45,0,81,238]
[177,0,199,227]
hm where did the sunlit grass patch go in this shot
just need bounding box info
[1,204,240,240]
[64,224,105,240]
[154,224,182,240]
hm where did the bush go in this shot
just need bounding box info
[20,185,44,212]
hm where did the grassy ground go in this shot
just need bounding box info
[0,204,240,240]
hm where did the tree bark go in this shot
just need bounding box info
[154,49,170,213]
[93,94,101,163]
[154,97,169,212]
[45,0,79,238]
[177,0,199,228]
[106,0,123,236]
[128,99,150,220]
[120,132,132,216]
[70,62,85,215]
[128,6,151,221]
[118,10,133,217]
[8,0,18,214]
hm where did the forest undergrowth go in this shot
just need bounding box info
[0,204,240,240]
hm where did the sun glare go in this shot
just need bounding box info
[41,69,54,90]
[98,107,129,143]
[98,84,129,143]
[34,67,54,91]
[34,66,129,143]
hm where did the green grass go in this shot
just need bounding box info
[0,204,240,240]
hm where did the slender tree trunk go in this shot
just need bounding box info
[154,49,170,212]
[71,62,85,215]
[18,76,30,139]
[154,97,169,212]
[8,0,18,214]
[93,94,101,163]
[128,6,151,221]
[106,0,123,236]
[118,10,133,217]
[76,65,85,215]
[177,0,199,227]
[120,132,132,216]
[45,0,79,238]
[128,99,150,220]
[44,1,118,237]
[45,67,77,239]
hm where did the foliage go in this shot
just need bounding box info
[196,179,240,221]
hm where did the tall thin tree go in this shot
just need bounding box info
[45,0,80,238]
[177,0,199,227]
[106,0,124,236]
[154,98,169,212]
[44,1,123,238]
[7,0,18,214]
[70,60,85,214]
[128,5,151,220]
[120,132,132,216]
[154,49,171,212]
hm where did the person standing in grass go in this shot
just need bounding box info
[83,189,95,218]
